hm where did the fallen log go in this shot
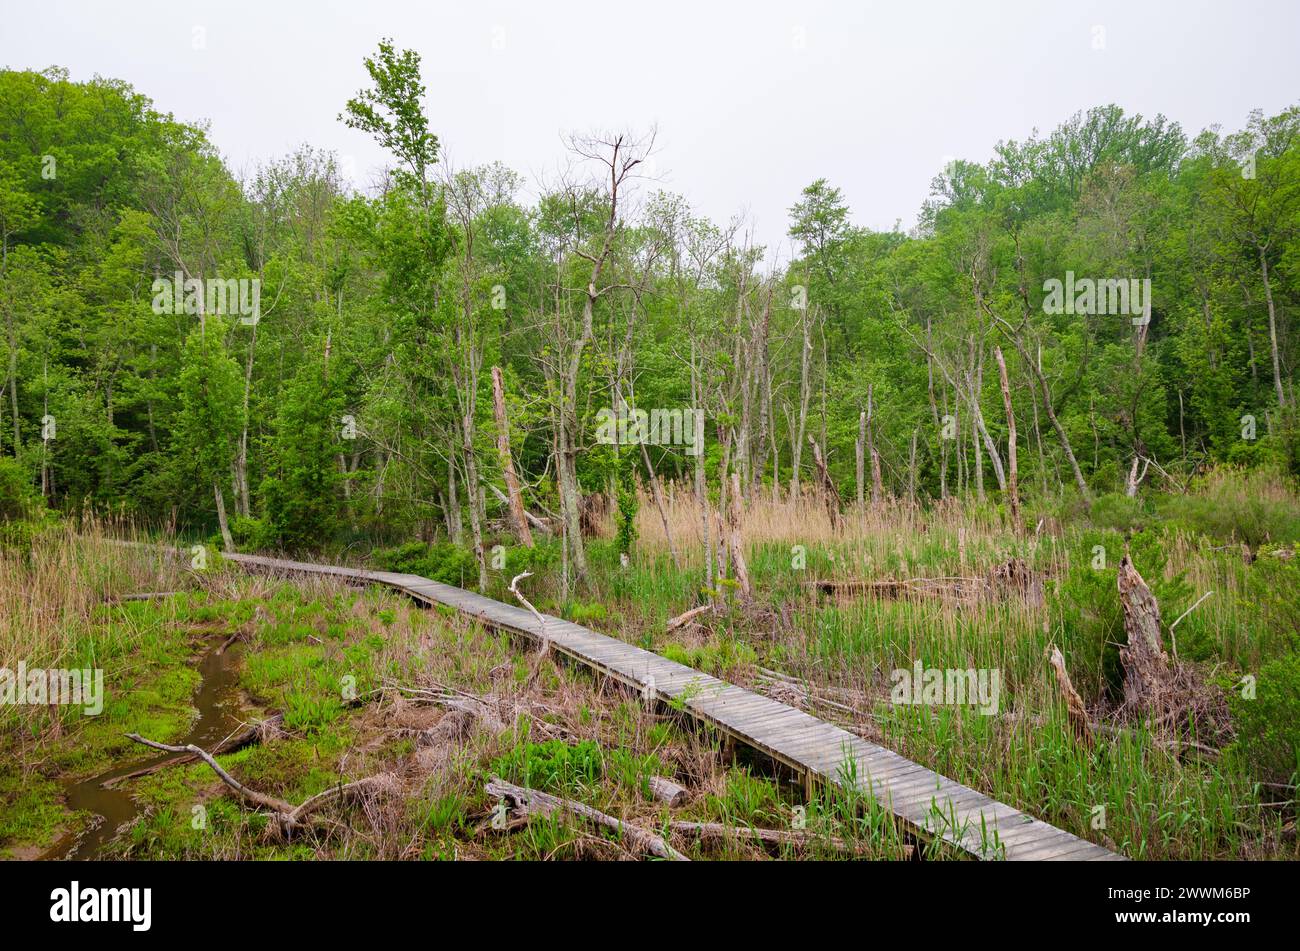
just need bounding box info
[647,776,688,807]
[806,577,978,600]
[665,604,714,632]
[807,561,1045,604]
[484,777,688,861]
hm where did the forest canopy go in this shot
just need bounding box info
[1,50,1298,584]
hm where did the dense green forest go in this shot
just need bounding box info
[2,44,1298,582]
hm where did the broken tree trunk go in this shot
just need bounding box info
[485,777,688,861]
[727,471,752,600]
[491,366,533,547]
[1048,647,1093,746]
[507,571,549,655]
[1116,555,1173,713]
[908,428,918,504]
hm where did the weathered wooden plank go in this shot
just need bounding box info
[1004,833,1105,862]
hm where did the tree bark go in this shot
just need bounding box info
[5,308,18,456]
[996,320,1090,504]
[907,428,918,504]
[994,346,1022,533]
[808,436,843,529]
[234,318,257,518]
[925,317,947,499]
[640,439,681,569]
[1048,647,1092,745]
[213,481,234,551]
[1259,246,1287,410]
[648,776,688,807]
[866,385,883,505]
[728,471,751,600]
[692,340,713,591]
[491,366,533,547]
[446,452,464,545]
[993,255,1091,505]
[855,409,866,507]
[790,304,812,500]
[1117,555,1172,713]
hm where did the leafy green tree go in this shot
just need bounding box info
[261,348,347,551]
[174,319,241,548]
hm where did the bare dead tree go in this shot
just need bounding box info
[543,129,657,586]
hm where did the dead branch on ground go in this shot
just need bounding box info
[484,777,688,861]
[103,714,285,789]
[126,732,397,839]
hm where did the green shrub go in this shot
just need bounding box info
[1225,433,1287,470]
[1088,492,1150,533]
[1159,466,1300,547]
[1228,652,1300,785]
[567,601,607,625]
[605,748,663,798]
[283,691,344,734]
[491,739,603,794]
[229,515,273,551]
[614,452,639,556]
[503,539,561,576]
[374,540,429,573]
[373,540,479,588]
[0,457,47,552]
[0,457,39,522]
[1234,552,1300,661]
[661,638,758,677]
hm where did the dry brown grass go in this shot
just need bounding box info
[0,519,188,734]
[631,481,1051,586]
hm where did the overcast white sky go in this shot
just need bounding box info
[3,0,1297,261]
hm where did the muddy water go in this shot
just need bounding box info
[42,637,245,860]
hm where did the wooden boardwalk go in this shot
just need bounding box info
[223,551,1122,861]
